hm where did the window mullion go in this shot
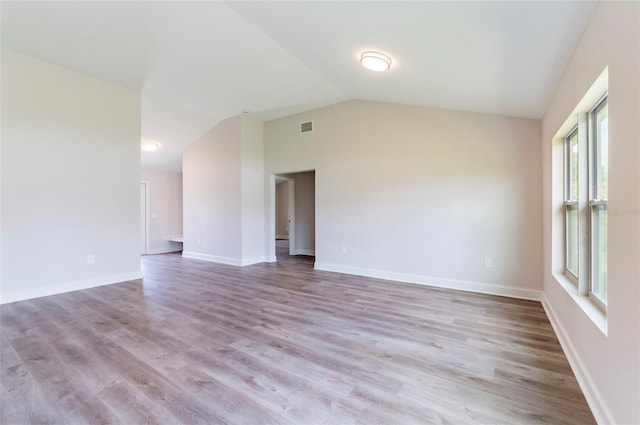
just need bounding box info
[576,112,589,296]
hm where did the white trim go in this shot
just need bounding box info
[146,247,182,255]
[240,257,267,266]
[296,249,316,256]
[182,251,243,266]
[165,235,184,243]
[313,262,541,301]
[0,271,143,305]
[541,294,613,425]
[552,68,608,140]
[182,251,266,267]
[552,273,607,334]
[276,235,290,240]
[266,255,277,263]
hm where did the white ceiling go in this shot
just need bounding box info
[1,1,597,171]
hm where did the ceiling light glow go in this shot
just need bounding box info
[360,51,392,72]
[141,140,159,152]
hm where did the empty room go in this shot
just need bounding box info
[1,1,639,424]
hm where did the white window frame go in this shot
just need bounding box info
[551,68,608,333]
[588,94,608,311]
[561,94,608,312]
[563,127,579,283]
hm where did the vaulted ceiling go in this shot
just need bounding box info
[1,1,597,170]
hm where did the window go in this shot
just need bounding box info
[590,97,608,306]
[562,95,608,308]
[564,128,579,279]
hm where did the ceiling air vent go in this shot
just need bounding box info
[300,121,313,134]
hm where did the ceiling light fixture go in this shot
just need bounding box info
[360,51,392,72]
[141,140,159,152]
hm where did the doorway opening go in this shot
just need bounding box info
[271,170,315,267]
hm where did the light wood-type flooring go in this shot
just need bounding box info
[1,241,595,424]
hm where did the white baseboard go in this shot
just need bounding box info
[146,247,182,255]
[182,251,242,266]
[182,251,266,267]
[240,256,267,266]
[541,294,613,425]
[296,249,316,256]
[276,235,289,240]
[266,255,277,263]
[313,262,541,301]
[0,271,143,305]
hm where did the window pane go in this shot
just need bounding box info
[567,132,579,201]
[566,205,578,276]
[595,103,608,200]
[592,205,607,302]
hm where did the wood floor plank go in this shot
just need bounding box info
[183,344,366,424]
[167,364,296,425]
[9,334,121,425]
[0,242,595,424]
[0,332,23,370]
[98,380,179,425]
[1,363,69,425]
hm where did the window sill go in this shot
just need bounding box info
[552,273,608,336]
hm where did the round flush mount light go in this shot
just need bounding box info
[360,51,392,72]
[141,140,159,152]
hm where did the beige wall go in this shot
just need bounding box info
[1,48,142,303]
[183,115,242,261]
[140,169,183,254]
[240,116,265,262]
[264,99,542,299]
[541,2,640,424]
[182,115,264,266]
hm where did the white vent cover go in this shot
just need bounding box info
[300,121,313,133]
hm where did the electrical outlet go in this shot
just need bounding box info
[341,246,347,254]
[87,254,95,264]
[197,238,201,244]
[484,257,493,268]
